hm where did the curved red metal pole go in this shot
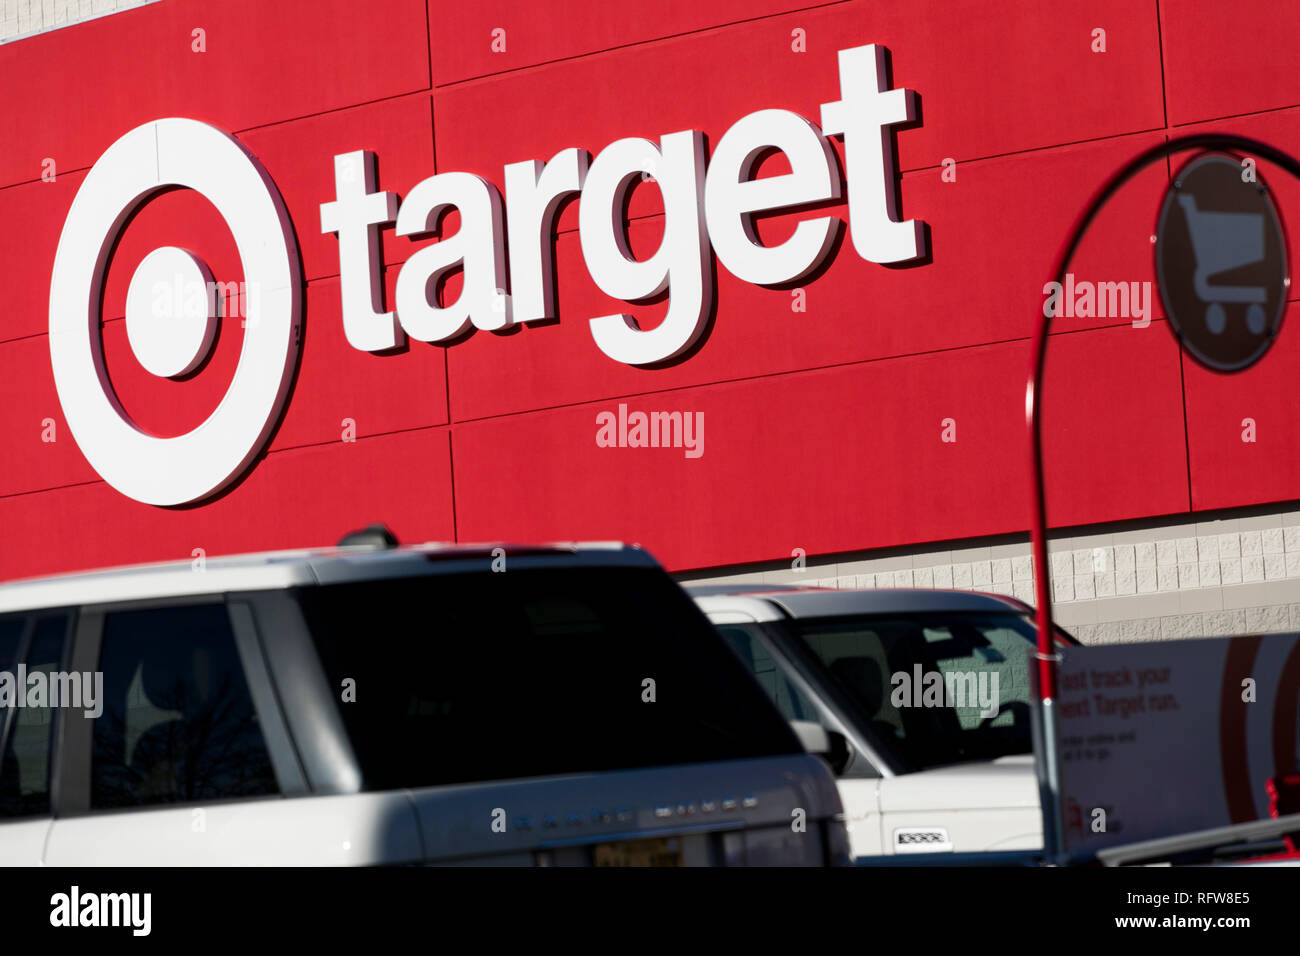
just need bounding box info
[1026,132,1300,862]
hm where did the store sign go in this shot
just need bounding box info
[48,118,301,507]
[1054,634,1300,853]
[1155,152,1288,372]
[320,42,926,366]
[49,44,925,505]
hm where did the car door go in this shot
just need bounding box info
[43,598,423,865]
[0,611,74,865]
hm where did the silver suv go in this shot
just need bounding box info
[0,537,847,866]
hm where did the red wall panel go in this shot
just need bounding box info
[1161,0,1300,126]
[428,0,829,86]
[270,269,449,451]
[0,334,98,498]
[0,0,431,190]
[0,171,87,344]
[1040,320,1190,530]
[1184,331,1300,514]
[454,344,1031,570]
[239,94,437,283]
[0,429,455,581]
[454,322,1187,570]
[432,0,1163,186]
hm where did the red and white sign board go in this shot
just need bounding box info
[1056,633,1300,851]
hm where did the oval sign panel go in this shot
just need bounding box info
[1155,152,1288,372]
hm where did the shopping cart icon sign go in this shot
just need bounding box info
[1175,194,1268,336]
[1156,152,1288,372]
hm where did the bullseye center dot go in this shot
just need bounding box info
[124,246,218,378]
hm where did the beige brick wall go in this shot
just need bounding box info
[677,504,1300,645]
[1,0,158,44]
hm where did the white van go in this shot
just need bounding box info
[690,585,1075,859]
[0,534,848,866]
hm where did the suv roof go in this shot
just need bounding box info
[686,584,1032,623]
[0,541,651,614]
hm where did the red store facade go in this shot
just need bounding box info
[3,1,1300,641]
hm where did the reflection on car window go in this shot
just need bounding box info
[717,625,821,724]
[793,612,1039,772]
[91,604,277,809]
[0,617,67,817]
[0,617,22,674]
[0,616,26,811]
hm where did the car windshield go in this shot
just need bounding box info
[790,611,1049,773]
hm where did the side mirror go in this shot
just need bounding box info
[824,729,851,776]
[790,721,852,776]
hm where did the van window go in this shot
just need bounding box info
[298,566,801,790]
[0,615,69,817]
[90,604,277,809]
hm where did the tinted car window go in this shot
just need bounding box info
[0,617,22,673]
[717,625,821,723]
[792,612,1041,772]
[298,566,801,790]
[0,615,68,817]
[91,604,277,809]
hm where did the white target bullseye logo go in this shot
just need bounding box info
[49,118,302,506]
